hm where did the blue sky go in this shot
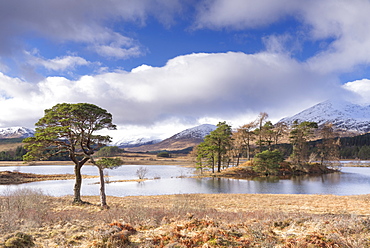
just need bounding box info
[1,0,370,141]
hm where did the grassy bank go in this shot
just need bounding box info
[0,171,99,184]
[1,190,370,247]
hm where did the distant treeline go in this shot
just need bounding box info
[300,133,370,160]
[2,133,370,161]
[0,146,27,161]
[0,145,71,161]
[271,133,370,160]
[216,132,370,161]
[0,139,71,161]
[338,133,370,159]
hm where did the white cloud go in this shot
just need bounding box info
[262,34,301,55]
[29,55,90,71]
[106,120,196,144]
[131,64,153,73]
[194,0,300,29]
[0,73,45,126]
[0,52,339,131]
[195,0,370,76]
[0,0,184,63]
[342,79,370,105]
[94,45,142,59]
[303,0,370,74]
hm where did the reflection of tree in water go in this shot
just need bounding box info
[205,178,238,193]
[136,181,146,187]
[291,172,342,185]
[252,176,280,183]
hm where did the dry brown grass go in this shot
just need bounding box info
[0,161,75,166]
[1,191,370,247]
[0,171,98,184]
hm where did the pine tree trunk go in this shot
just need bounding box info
[211,156,215,173]
[217,153,222,173]
[73,163,82,203]
[247,144,251,161]
[98,167,108,208]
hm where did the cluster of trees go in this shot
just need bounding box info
[94,145,124,157]
[157,151,171,158]
[194,121,233,173]
[193,113,340,175]
[0,146,27,161]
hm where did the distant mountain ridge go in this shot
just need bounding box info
[279,99,370,133]
[172,124,217,140]
[126,124,217,152]
[115,137,161,148]
[0,124,217,152]
[0,127,35,139]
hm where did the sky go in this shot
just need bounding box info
[1,0,370,142]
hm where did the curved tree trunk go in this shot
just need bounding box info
[72,157,90,204]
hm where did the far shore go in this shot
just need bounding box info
[0,159,194,167]
[1,161,370,167]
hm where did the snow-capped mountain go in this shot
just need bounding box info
[172,124,217,140]
[114,137,162,148]
[279,99,370,133]
[126,124,217,152]
[0,127,35,139]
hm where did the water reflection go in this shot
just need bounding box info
[0,165,370,196]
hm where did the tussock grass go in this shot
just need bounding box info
[1,191,370,247]
[0,188,50,233]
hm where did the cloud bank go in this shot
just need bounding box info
[1,0,370,138]
[0,51,341,129]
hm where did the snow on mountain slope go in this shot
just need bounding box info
[113,136,162,148]
[0,127,35,139]
[171,124,217,139]
[125,124,217,152]
[279,99,370,133]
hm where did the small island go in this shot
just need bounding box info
[191,118,341,179]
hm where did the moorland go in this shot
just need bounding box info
[1,190,370,247]
[1,140,370,247]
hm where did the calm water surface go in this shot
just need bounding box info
[0,165,369,196]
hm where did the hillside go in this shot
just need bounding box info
[114,136,161,148]
[279,99,370,134]
[0,138,24,152]
[126,124,216,152]
[0,127,33,153]
[0,127,34,139]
